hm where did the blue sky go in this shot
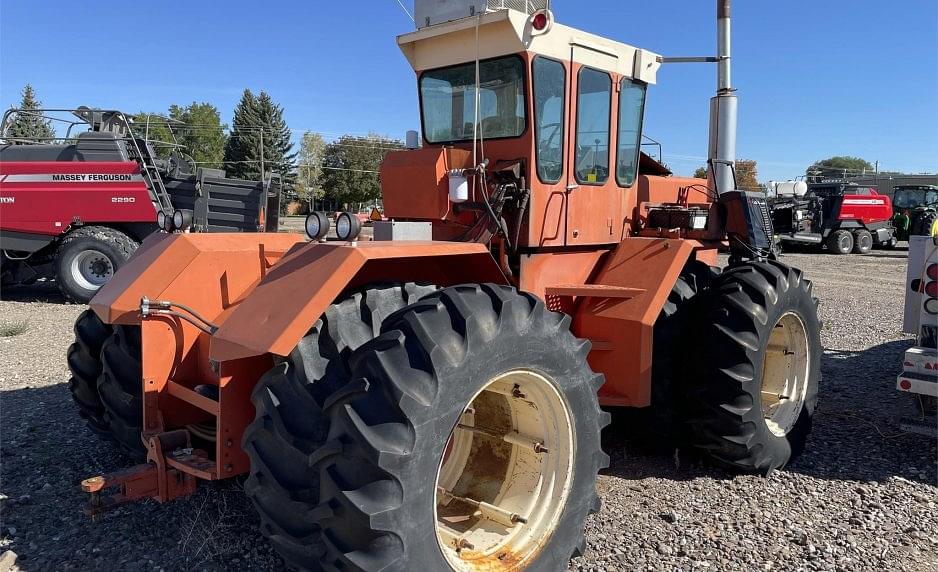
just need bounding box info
[2,1,936,181]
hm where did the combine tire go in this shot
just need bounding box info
[683,261,821,474]
[825,230,853,255]
[96,325,146,457]
[67,310,113,434]
[54,226,138,303]
[852,229,873,254]
[312,284,608,570]
[242,283,438,569]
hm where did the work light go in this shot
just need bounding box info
[172,209,192,231]
[305,211,330,241]
[335,212,362,241]
[157,210,168,231]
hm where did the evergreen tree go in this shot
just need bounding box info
[6,84,55,144]
[223,89,295,184]
[169,102,227,169]
[223,89,260,179]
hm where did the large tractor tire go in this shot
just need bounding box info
[67,312,146,458]
[913,211,938,237]
[314,284,608,570]
[242,283,438,568]
[96,325,146,457]
[54,226,138,303]
[67,310,113,435]
[682,261,821,474]
[642,260,721,440]
[851,229,873,254]
[825,229,853,255]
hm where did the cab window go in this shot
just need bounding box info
[574,67,611,185]
[532,57,565,184]
[616,79,647,187]
[420,56,526,143]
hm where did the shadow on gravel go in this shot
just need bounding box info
[0,383,279,571]
[601,338,936,486]
[0,281,67,304]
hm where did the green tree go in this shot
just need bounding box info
[321,134,403,206]
[736,159,761,191]
[806,156,874,182]
[296,131,326,205]
[693,166,708,179]
[169,102,227,168]
[223,89,295,184]
[132,112,175,159]
[5,84,55,144]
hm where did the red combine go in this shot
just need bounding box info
[0,107,281,301]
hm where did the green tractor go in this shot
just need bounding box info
[892,185,938,241]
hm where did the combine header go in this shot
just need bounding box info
[68,2,821,570]
[0,107,281,301]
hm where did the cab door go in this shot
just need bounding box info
[565,45,621,245]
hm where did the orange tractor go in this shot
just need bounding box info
[68,2,821,570]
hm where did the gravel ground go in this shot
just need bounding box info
[0,247,935,571]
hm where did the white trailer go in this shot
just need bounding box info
[897,236,938,436]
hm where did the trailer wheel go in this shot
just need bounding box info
[825,230,853,255]
[96,325,146,458]
[67,309,113,435]
[851,229,873,254]
[242,283,438,568]
[310,284,608,570]
[683,261,821,474]
[54,226,138,303]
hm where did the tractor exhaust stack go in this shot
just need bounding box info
[709,0,738,194]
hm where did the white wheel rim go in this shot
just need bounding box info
[434,370,574,570]
[761,312,810,437]
[70,249,113,291]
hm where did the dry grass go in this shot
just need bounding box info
[0,320,28,337]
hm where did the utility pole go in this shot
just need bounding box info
[259,129,265,182]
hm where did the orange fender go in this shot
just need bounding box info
[90,232,305,325]
[210,241,507,362]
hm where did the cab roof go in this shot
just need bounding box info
[397,9,661,84]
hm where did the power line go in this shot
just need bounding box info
[394,0,415,22]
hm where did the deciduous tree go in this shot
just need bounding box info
[806,156,874,182]
[321,134,403,207]
[169,102,227,169]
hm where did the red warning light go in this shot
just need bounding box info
[927,263,938,281]
[926,280,938,298]
[899,379,911,390]
[532,12,548,31]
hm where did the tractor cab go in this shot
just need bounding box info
[381,7,676,253]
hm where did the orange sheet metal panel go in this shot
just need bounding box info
[572,237,694,407]
[211,241,507,362]
[381,148,472,220]
[90,233,304,325]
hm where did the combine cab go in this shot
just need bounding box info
[67,2,822,570]
[0,107,281,301]
[770,180,896,254]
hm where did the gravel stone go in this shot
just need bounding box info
[1,250,936,571]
